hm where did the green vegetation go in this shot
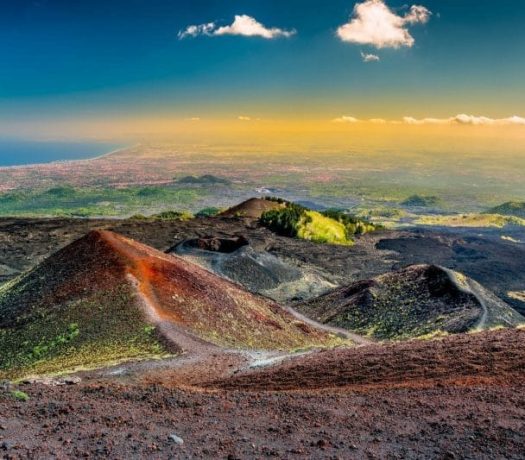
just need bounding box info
[10,390,30,401]
[176,175,231,185]
[354,206,407,220]
[130,210,194,221]
[318,282,466,341]
[260,202,307,237]
[263,196,288,204]
[195,207,221,218]
[0,285,168,380]
[321,209,380,235]
[415,213,525,228]
[0,185,207,217]
[298,211,350,245]
[260,202,379,245]
[401,195,442,207]
[486,201,525,218]
[149,211,193,221]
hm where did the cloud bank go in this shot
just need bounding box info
[337,0,431,49]
[332,114,525,126]
[404,115,525,126]
[179,15,295,40]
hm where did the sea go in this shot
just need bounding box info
[0,139,122,167]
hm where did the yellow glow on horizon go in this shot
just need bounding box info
[3,116,525,155]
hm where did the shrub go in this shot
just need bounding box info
[11,390,29,402]
[260,203,309,237]
[150,211,193,221]
[195,207,221,218]
[261,203,379,244]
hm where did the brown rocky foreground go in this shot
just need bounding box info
[1,328,524,459]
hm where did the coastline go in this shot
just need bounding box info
[0,143,139,170]
[83,143,140,162]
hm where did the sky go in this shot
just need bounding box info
[1,0,525,142]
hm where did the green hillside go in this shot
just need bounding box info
[260,202,379,245]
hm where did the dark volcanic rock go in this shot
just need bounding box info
[296,264,524,340]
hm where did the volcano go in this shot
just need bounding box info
[297,264,524,340]
[0,230,340,379]
[219,198,286,218]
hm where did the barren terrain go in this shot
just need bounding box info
[1,217,525,459]
[1,329,524,459]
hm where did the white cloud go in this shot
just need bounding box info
[361,51,380,62]
[238,116,252,121]
[179,15,295,40]
[506,116,525,125]
[337,0,431,49]
[185,117,201,122]
[403,114,525,126]
[215,15,295,39]
[403,116,448,125]
[332,116,360,123]
[331,114,525,126]
[178,23,215,39]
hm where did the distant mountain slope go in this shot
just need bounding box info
[401,195,441,207]
[296,265,524,340]
[219,198,286,218]
[0,230,339,379]
[486,201,525,218]
[176,175,231,186]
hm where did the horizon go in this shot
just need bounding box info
[1,0,525,146]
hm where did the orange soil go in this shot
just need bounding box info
[25,230,338,351]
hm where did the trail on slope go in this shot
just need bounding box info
[88,231,365,386]
[442,267,488,329]
[441,266,524,330]
[282,305,373,346]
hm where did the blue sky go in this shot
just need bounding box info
[1,0,524,123]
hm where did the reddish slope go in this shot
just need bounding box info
[1,230,340,379]
[211,327,525,391]
[96,230,339,349]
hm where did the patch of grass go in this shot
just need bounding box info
[415,330,449,341]
[148,211,193,221]
[415,213,525,228]
[11,390,29,401]
[195,207,222,218]
[0,285,169,380]
[354,206,407,220]
[297,211,352,245]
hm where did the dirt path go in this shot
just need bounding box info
[442,266,524,330]
[442,267,489,329]
[282,304,373,345]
